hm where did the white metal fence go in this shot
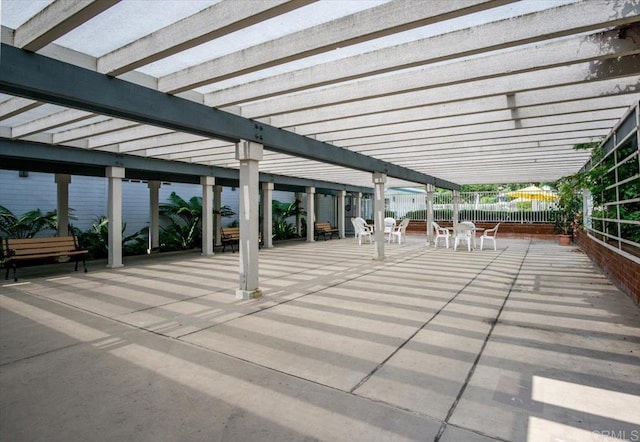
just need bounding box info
[385,190,558,223]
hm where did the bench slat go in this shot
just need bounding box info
[7,237,77,245]
[8,250,88,261]
[9,243,78,253]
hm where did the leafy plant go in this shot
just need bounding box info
[0,205,63,239]
[553,174,583,236]
[77,216,144,259]
[272,199,303,240]
[159,192,235,250]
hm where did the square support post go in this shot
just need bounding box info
[55,173,71,237]
[337,190,346,238]
[453,190,460,227]
[148,180,161,253]
[262,182,274,248]
[106,166,124,269]
[373,172,387,260]
[235,141,262,299]
[201,176,215,256]
[426,183,435,246]
[306,187,315,243]
[355,192,362,218]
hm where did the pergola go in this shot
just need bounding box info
[1,0,639,297]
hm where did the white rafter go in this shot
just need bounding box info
[158,0,516,93]
[1,0,639,186]
[14,0,120,51]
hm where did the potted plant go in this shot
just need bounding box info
[553,175,583,245]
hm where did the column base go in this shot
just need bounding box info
[235,288,263,300]
[106,264,124,269]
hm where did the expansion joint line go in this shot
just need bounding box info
[433,241,531,442]
[349,245,512,395]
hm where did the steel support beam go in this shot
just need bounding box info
[0,44,458,191]
[0,139,373,194]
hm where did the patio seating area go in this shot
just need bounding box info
[2,237,638,441]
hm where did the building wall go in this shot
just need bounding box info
[0,170,296,236]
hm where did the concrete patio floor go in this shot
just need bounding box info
[1,236,638,442]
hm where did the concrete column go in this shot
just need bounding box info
[453,190,460,227]
[295,192,302,237]
[373,172,387,260]
[262,182,274,248]
[235,141,262,299]
[306,187,315,243]
[148,180,161,253]
[214,185,222,247]
[106,166,124,268]
[426,183,435,246]
[355,192,362,218]
[55,173,71,237]
[201,176,215,256]
[337,190,346,238]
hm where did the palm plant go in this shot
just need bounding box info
[0,205,60,239]
[77,216,145,258]
[272,199,303,240]
[159,192,235,250]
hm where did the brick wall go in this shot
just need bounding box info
[574,229,640,304]
[407,221,556,238]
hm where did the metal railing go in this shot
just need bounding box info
[385,190,557,223]
[584,105,640,261]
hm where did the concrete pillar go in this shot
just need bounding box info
[337,190,346,238]
[106,166,124,269]
[235,141,262,299]
[306,187,315,243]
[262,182,274,248]
[55,173,71,237]
[355,192,362,218]
[426,183,435,246]
[148,180,161,253]
[295,192,302,237]
[453,190,460,227]
[373,172,387,260]
[201,176,215,256]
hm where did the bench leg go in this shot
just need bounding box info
[74,257,88,273]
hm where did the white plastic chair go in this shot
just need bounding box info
[480,223,500,251]
[432,221,451,248]
[390,218,410,244]
[354,217,373,233]
[460,221,477,248]
[384,217,396,242]
[351,217,373,245]
[453,222,473,251]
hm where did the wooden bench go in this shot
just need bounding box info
[220,227,262,253]
[314,222,340,240]
[2,236,88,282]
